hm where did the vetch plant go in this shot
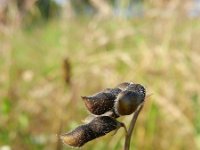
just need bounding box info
[60,82,146,150]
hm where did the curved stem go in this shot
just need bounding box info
[124,104,144,150]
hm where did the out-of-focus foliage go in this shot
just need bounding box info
[36,0,61,19]
[0,0,200,150]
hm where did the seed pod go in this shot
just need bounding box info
[127,83,146,98]
[82,88,121,115]
[60,116,123,147]
[115,87,146,116]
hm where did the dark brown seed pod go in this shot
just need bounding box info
[81,88,121,115]
[115,88,146,116]
[60,116,123,147]
[127,83,146,99]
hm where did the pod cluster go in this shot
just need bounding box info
[61,82,146,147]
[82,82,146,116]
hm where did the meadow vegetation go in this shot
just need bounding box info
[0,2,200,150]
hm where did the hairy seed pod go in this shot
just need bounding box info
[81,88,121,115]
[60,116,123,147]
[115,87,146,116]
[127,84,146,99]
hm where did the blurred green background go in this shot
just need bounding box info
[0,0,200,150]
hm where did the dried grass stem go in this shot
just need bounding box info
[124,104,144,150]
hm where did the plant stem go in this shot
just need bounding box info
[124,104,144,150]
